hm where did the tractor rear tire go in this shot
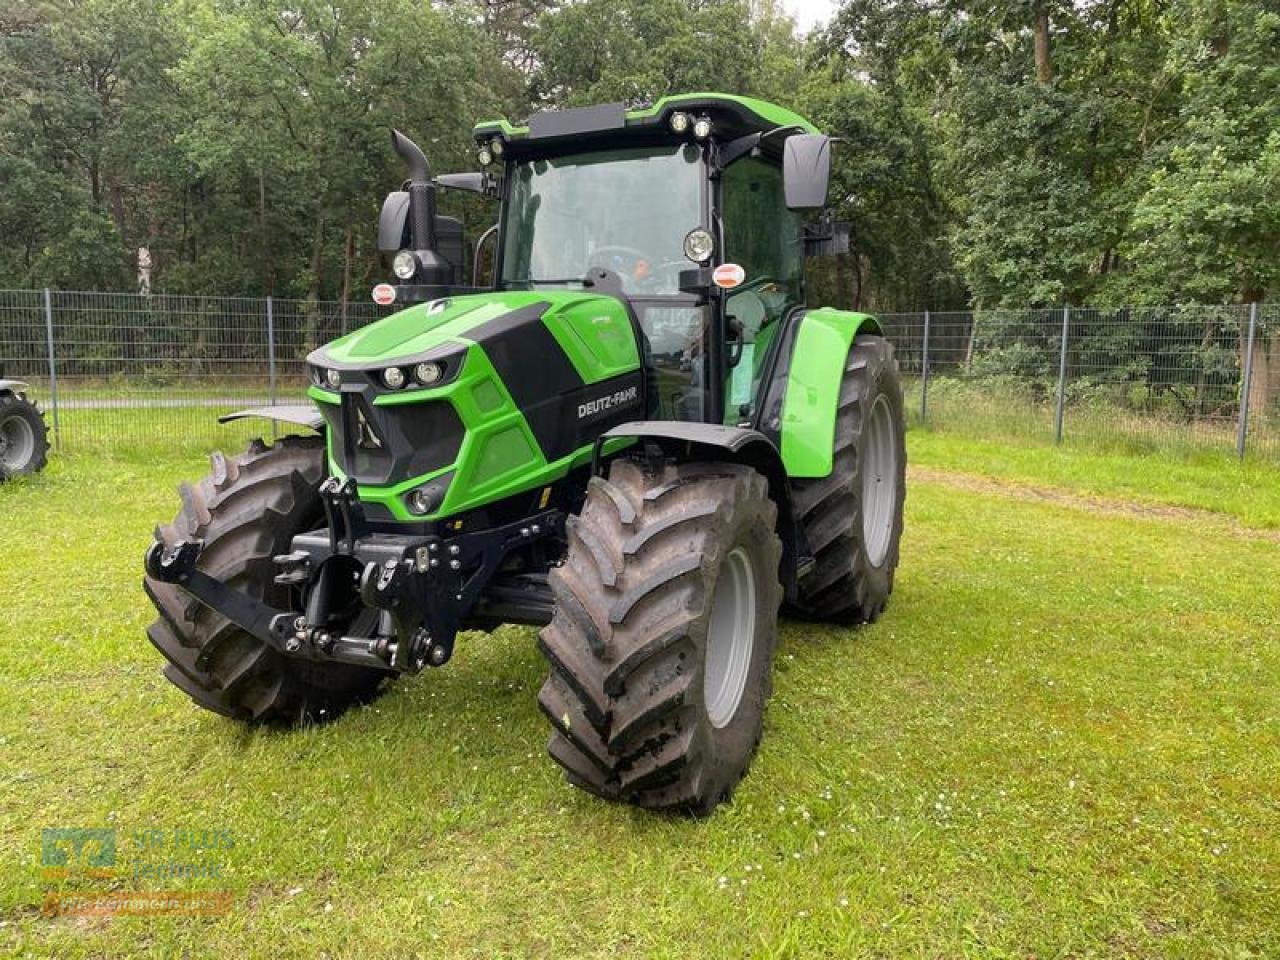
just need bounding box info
[0,391,49,479]
[789,334,906,624]
[538,459,782,814]
[144,435,387,725]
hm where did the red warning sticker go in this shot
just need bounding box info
[372,283,397,306]
[712,263,746,289]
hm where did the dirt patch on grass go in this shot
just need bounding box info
[910,465,1280,544]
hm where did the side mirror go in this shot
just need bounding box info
[378,191,410,253]
[783,134,831,210]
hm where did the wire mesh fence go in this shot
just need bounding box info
[880,303,1278,461]
[0,290,384,454]
[1,289,1277,462]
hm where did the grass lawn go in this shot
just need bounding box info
[910,428,1280,528]
[0,435,1276,958]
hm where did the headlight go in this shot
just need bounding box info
[407,484,445,515]
[382,367,406,390]
[324,368,341,390]
[490,137,504,158]
[669,111,691,134]
[477,146,493,167]
[414,362,443,386]
[683,228,714,263]
[392,250,417,280]
[693,116,712,140]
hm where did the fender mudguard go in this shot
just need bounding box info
[218,405,324,431]
[754,308,883,479]
[0,379,30,395]
[593,420,808,601]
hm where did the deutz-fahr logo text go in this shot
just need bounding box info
[578,385,638,420]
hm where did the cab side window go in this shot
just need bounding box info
[722,157,804,422]
[722,156,803,339]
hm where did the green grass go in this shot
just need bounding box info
[1,438,1277,958]
[909,427,1280,528]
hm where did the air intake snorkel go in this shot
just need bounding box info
[391,129,451,285]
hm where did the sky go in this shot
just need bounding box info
[780,0,838,32]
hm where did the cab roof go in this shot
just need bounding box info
[473,93,819,153]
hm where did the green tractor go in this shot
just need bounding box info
[144,93,905,814]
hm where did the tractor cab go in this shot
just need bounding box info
[377,94,844,428]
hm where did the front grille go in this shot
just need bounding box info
[320,393,464,485]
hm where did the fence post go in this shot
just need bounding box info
[920,309,931,422]
[266,295,278,440]
[1236,301,1258,459]
[266,295,278,407]
[1054,305,1070,445]
[42,287,61,450]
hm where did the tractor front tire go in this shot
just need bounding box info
[144,435,387,725]
[0,391,49,479]
[790,334,906,624]
[539,459,782,814]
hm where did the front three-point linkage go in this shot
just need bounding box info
[144,537,392,673]
[146,477,565,675]
[356,508,566,670]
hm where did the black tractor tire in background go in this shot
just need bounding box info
[789,334,906,624]
[144,435,387,725]
[538,459,783,815]
[0,391,49,479]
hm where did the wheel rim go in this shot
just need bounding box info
[861,394,898,567]
[0,413,35,472]
[704,546,756,729]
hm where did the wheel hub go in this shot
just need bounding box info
[861,394,898,567]
[0,413,35,472]
[703,546,756,729]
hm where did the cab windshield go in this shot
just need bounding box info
[500,144,702,296]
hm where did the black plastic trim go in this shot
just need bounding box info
[751,306,808,448]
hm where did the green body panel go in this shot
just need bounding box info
[779,308,882,479]
[631,93,818,134]
[537,295,639,382]
[322,290,637,384]
[475,92,818,141]
[309,291,641,522]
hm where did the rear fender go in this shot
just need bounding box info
[593,420,806,602]
[0,379,30,396]
[754,308,883,479]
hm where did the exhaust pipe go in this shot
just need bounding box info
[390,129,449,285]
[391,128,430,182]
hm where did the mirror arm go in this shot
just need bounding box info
[435,172,493,195]
[715,133,762,172]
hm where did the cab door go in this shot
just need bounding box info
[719,156,806,425]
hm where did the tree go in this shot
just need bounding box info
[173,0,503,301]
[530,0,802,108]
[1120,0,1280,304]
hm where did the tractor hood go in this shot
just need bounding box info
[303,288,645,523]
[310,290,638,378]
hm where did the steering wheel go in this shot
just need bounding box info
[592,245,693,294]
[589,244,650,281]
